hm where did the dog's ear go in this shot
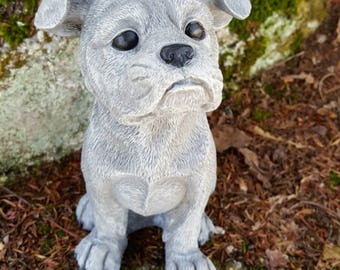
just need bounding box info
[207,0,252,29]
[34,0,92,37]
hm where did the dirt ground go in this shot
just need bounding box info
[0,3,339,270]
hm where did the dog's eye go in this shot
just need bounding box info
[112,30,139,51]
[185,22,205,40]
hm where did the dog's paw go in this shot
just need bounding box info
[198,214,225,246]
[75,233,123,270]
[166,250,216,270]
[76,194,94,231]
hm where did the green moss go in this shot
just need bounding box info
[329,170,340,189]
[23,0,38,13]
[264,84,274,94]
[0,52,28,80]
[70,213,77,221]
[221,0,330,82]
[273,89,285,100]
[37,221,51,235]
[219,50,237,81]
[298,1,328,28]
[46,204,54,211]
[0,0,39,47]
[286,89,302,104]
[290,31,304,52]
[229,0,299,40]
[56,230,66,238]
[40,237,54,255]
[225,0,303,80]
[220,36,266,85]
[251,108,274,122]
[0,16,30,47]
[0,53,10,79]
[242,37,267,72]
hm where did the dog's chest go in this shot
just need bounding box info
[83,113,214,215]
[110,135,209,216]
[113,175,187,216]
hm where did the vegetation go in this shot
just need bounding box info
[0,0,39,47]
[221,0,329,83]
[229,0,299,41]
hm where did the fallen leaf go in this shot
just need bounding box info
[265,249,289,270]
[0,242,6,261]
[212,125,252,153]
[283,75,294,84]
[239,178,248,193]
[317,107,329,116]
[329,112,338,119]
[239,148,272,188]
[322,244,340,261]
[335,18,340,44]
[305,73,315,84]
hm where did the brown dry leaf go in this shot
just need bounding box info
[322,244,340,261]
[329,112,338,119]
[212,125,252,153]
[284,221,299,242]
[305,73,315,84]
[239,148,272,188]
[317,107,329,116]
[0,242,6,261]
[239,178,248,193]
[265,249,289,270]
[335,18,340,44]
[283,75,294,84]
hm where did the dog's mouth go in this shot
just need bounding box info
[121,77,218,123]
[157,77,214,112]
[165,78,208,93]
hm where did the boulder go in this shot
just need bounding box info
[0,33,93,173]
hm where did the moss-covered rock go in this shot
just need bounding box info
[0,32,93,173]
[218,0,328,89]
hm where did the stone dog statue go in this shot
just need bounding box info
[35,0,251,269]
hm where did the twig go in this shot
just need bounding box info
[331,137,340,146]
[277,51,305,66]
[0,185,31,206]
[325,84,340,94]
[47,218,80,239]
[250,125,310,149]
[318,72,335,101]
[290,201,340,225]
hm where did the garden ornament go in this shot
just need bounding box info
[35,0,251,269]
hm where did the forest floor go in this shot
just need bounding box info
[1,3,340,270]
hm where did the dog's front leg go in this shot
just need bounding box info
[75,180,128,270]
[162,173,217,270]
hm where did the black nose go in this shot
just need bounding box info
[160,44,194,68]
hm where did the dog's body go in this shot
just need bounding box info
[35,0,251,269]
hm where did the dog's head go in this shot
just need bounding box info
[35,0,251,124]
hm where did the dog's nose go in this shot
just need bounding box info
[160,44,194,68]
